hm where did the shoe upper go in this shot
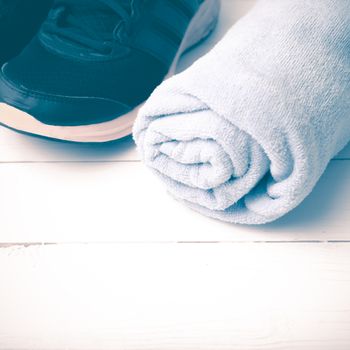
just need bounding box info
[0,0,205,126]
[0,0,53,65]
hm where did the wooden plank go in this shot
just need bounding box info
[0,242,350,350]
[0,160,349,243]
[0,131,139,162]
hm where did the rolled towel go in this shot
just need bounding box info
[133,0,350,225]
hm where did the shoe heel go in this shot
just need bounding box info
[167,0,220,76]
[181,0,221,53]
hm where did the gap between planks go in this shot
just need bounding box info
[2,240,350,248]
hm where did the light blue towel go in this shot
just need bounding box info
[133,0,350,225]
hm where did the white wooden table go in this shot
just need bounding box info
[1,1,350,349]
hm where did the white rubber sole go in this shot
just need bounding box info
[0,0,220,143]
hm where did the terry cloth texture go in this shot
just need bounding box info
[133,0,350,225]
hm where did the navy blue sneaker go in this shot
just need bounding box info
[0,0,220,143]
[0,0,53,65]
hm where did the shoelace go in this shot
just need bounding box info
[42,0,138,54]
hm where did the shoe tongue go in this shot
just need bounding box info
[59,0,126,37]
[45,0,132,51]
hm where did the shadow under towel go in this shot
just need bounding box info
[133,0,350,225]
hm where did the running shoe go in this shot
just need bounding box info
[0,0,220,142]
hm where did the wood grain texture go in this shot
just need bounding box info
[0,243,350,350]
[0,160,349,243]
[0,1,349,349]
